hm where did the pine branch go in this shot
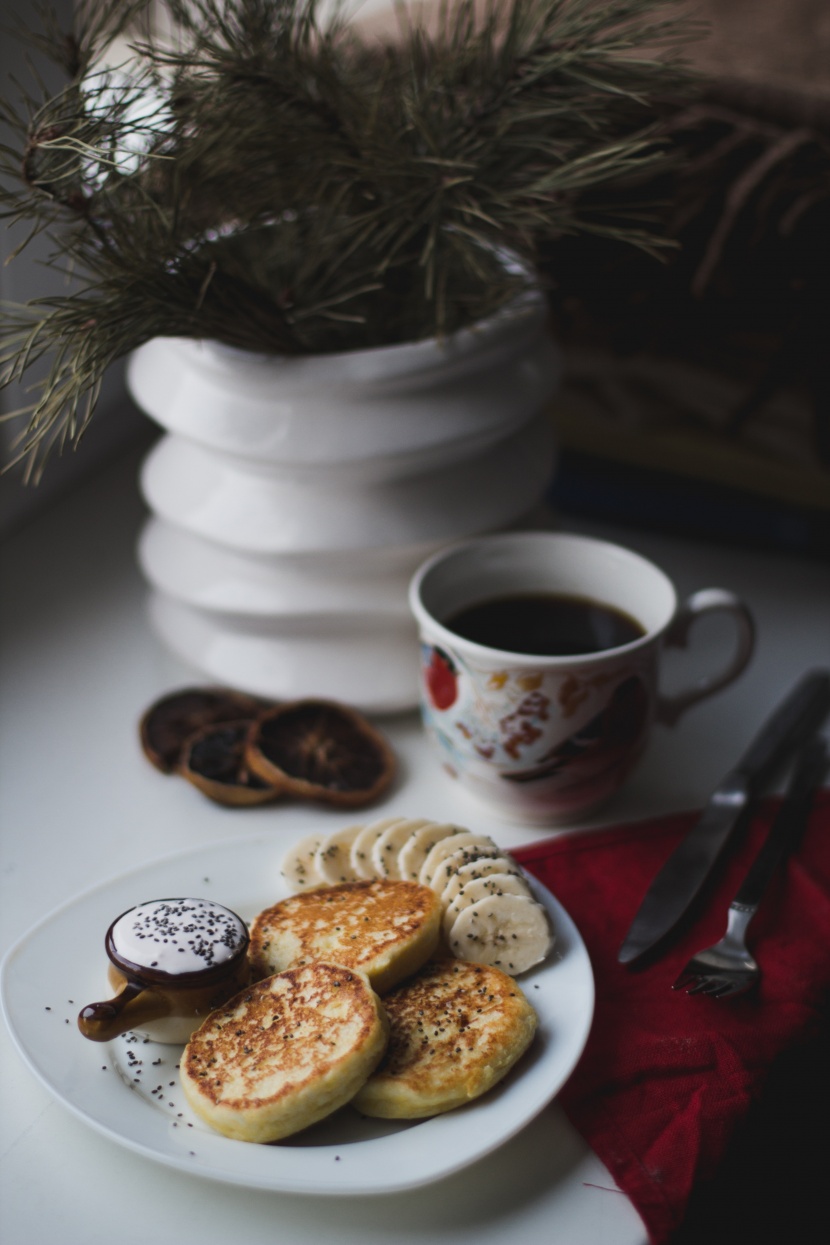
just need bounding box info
[1,0,698,477]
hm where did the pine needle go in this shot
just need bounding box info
[1,0,697,476]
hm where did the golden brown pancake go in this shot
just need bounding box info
[352,957,537,1118]
[249,879,442,994]
[180,962,388,1142]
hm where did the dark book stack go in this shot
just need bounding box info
[540,0,830,559]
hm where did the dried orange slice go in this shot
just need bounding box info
[140,687,263,773]
[180,721,280,806]
[245,699,395,807]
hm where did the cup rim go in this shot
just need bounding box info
[408,530,678,666]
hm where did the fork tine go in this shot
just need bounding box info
[672,970,710,993]
[695,977,735,996]
[685,977,716,995]
[673,971,756,997]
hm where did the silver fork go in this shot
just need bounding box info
[673,735,827,998]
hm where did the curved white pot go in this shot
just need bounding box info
[128,290,561,712]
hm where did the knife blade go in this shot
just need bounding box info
[618,668,830,965]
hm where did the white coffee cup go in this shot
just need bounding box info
[408,531,756,825]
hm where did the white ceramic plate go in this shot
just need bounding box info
[0,831,594,1196]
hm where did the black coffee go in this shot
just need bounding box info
[445,592,646,657]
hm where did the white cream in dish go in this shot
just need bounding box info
[109,898,248,974]
[78,898,250,1045]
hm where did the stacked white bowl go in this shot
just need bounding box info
[128,290,561,712]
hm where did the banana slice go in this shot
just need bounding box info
[396,822,464,882]
[428,844,505,897]
[420,834,500,891]
[438,855,527,908]
[280,832,326,893]
[350,817,407,879]
[442,872,532,938]
[370,818,431,879]
[314,823,364,885]
[447,892,553,975]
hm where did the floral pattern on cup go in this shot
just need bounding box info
[419,640,652,801]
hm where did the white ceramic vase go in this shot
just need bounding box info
[127,289,561,712]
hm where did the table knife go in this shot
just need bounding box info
[618,668,830,965]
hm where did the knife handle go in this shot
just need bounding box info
[737,670,830,788]
[733,735,828,912]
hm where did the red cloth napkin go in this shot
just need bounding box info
[512,789,830,1245]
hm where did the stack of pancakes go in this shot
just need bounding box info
[181,843,544,1144]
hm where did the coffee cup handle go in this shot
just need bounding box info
[77,980,170,1042]
[656,588,756,727]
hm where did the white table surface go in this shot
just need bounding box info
[1,438,828,1245]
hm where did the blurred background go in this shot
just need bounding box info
[541,0,830,560]
[2,0,828,554]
